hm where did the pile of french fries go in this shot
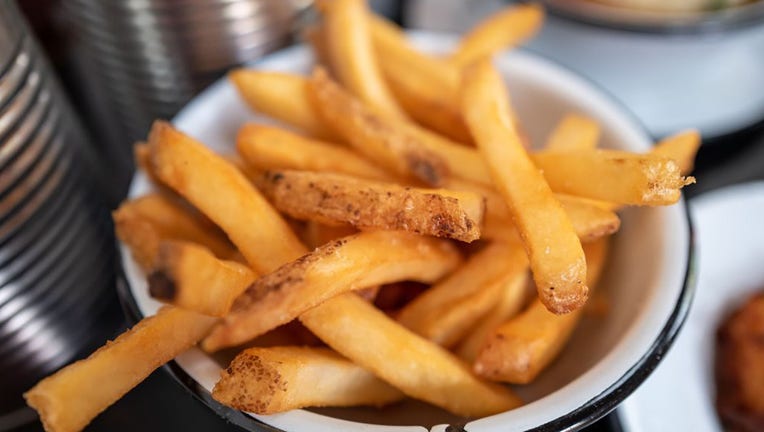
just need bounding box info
[25,2,699,431]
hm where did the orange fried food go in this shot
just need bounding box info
[716,292,764,432]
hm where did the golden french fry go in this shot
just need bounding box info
[449,4,544,68]
[531,149,695,205]
[447,179,620,243]
[544,113,601,151]
[651,129,701,175]
[228,69,340,141]
[257,170,484,242]
[300,293,523,417]
[134,141,171,190]
[148,121,307,274]
[309,68,448,186]
[474,238,609,383]
[25,307,216,432]
[28,124,311,432]
[456,269,530,363]
[398,243,529,347]
[203,230,461,351]
[323,0,406,118]
[223,153,263,184]
[302,221,358,250]
[212,346,403,413]
[303,24,334,76]
[462,59,588,314]
[113,194,237,270]
[368,15,471,143]
[148,240,257,317]
[236,123,393,182]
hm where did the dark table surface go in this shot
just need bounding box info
[12,121,763,432]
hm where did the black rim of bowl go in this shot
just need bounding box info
[116,41,698,432]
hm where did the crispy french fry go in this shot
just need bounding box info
[29,123,312,432]
[474,238,609,383]
[398,243,528,347]
[236,124,393,182]
[462,59,588,314]
[133,141,170,189]
[203,230,461,351]
[25,307,216,432]
[456,269,530,363]
[449,4,544,68]
[544,113,601,151]
[651,129,701,175]
[310,68,449,186]
[303,24,334,76]
[148,240,257,317]
[229,70,339,141]
[300,293,523,417]
[258,170,484,242]
[323,0,406,118]
[148,121,307,274]
[447,179,620,243]
[531,149,695,205]
[368,15,471,143]
[229,70,487,185]
[223,153,263,184]
[113,194,237,270]
[302,221,358,250]
[212,346,403,413]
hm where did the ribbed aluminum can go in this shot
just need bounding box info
[63,0,310,189]
[0,2,118,428]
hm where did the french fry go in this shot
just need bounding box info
[230,70,485,186]
[236,124,393,182]
[223,153,262,183]
[148,121,307,274]
[544,113,601,151]
[449,4,544,68]
[303,24,334,76]
[257,170,484,242]
[202,230,461,351]
[25,307,216,432]
[474,238,609,383]
[148,240,257,317]
[447,179,620,243]
[531,149,695,205]
[113,194,237,270]
[300,293,523,417]
[228,70,340,141]
[456,270,530,363]
[133,141,170,189]
[462,59,588,314]
[302,221,358,250]
[398,243,528,348]
[651,129,701,175]
[323,0,406,118]
[368,15,471,143]
[212,346,403,413]
[310,68,448,186]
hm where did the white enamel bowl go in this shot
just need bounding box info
[118,32,695,432]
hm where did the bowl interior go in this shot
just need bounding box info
[122,33,691,432]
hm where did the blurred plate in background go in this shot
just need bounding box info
[405,0,764,140]
[619,181,764,431]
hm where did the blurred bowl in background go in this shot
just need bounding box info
[405,0,764,141]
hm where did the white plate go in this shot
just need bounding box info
[620,181,764,431]
[121,32,692,432]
